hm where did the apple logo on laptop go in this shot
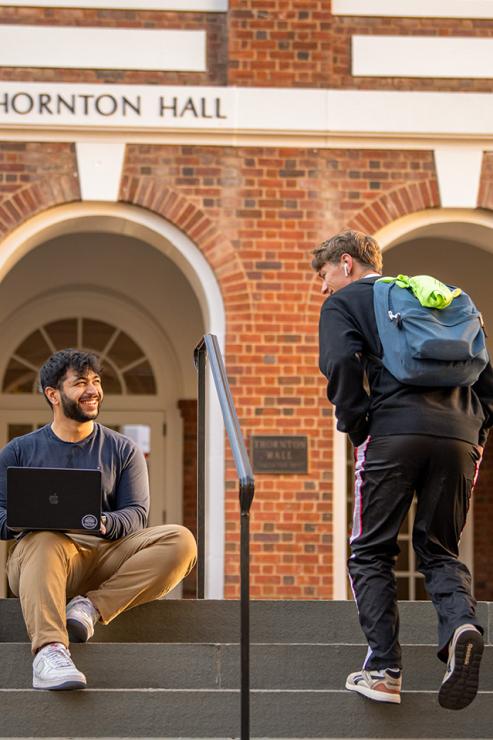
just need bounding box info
[49,492,59,505]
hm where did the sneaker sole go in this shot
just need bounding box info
[33,679,87,691]
[67,618,91,643]
[439,629,484,710]
[345,679,401,704]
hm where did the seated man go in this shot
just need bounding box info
[0,349,197,691]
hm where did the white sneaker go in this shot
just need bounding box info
[33,643,86,690]
[439,623,483,710]
[66,595,99,643]
[346,667,402,704]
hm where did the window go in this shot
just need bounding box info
[3,318,157,395]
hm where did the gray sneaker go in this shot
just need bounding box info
[66,595,99,643]
[439,623,483,710]
[346,667,401,704]
[33,642,86,690]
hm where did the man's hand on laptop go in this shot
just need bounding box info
[100,514,107,535]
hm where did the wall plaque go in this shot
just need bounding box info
[250,435,308,474]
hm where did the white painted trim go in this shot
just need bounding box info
[333,0,493,19]
[76,142,125,201]
[0,202,226,598]
[0,26,206,72]
[375,208,493,253]
[332,421,348,599]
[4,84,493,143]
[2,0,227,9]
[353,35,493,79]
[2,128,493,151]
[434,149,483,208]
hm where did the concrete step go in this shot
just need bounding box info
[2,599,492,645]
[2,688,493,738]
[2,642,493,691]
[3,600,492,738]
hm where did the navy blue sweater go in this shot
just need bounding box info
[0,423,149,541]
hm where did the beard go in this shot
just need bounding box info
[60,391,101,423]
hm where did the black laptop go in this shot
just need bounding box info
[7,467,102,535]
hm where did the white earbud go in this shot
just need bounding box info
[343,263,349,277]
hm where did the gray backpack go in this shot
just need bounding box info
[373,278,489,387]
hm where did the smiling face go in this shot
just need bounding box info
[56,368,104,423]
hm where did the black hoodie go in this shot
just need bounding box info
[318,275,493,448]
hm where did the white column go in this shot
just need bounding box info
[332,420,348,599]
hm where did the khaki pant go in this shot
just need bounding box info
[6,525,197,653]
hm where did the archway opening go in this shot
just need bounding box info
[337,212,493,599]
[381,226,493,601]
[0,203,226,599]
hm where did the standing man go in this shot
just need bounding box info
[0,349,197,690]
[312,229,493,710]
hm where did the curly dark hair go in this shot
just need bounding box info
[312,229,383,273]
[39,349,102,407]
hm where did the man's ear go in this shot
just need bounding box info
[341,253,353,271]
[44,386,59,407]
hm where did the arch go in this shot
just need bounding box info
[348,180,439,236]
[325,207,493,596]
[0,201,227,598]
[0,201,227,337]
[330,207,493,596]
[374,207,493,253]
[0,289,179,403]
[120,176,254,320]
[0,174,79,239]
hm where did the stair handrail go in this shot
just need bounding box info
[194,333,254,740]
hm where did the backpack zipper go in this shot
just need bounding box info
[388,310,402,328]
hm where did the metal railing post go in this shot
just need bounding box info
[194,334,255,740]
[194,340,206,599]
[240,485,253,740]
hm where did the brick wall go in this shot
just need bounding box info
[0,142,79,237]
[0,7,227,86]
[478,153,493,210]
[0,137,480,600]
[228,0,332,88]
[228,0,493,91]
[0,141,490,600]
[3,3,493,92]
[120,144,439,598]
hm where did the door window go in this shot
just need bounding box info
[3,318,157,395]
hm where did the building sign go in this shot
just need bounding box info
[251,435,308,474]
[1,81,493,139]
[0,83,233,130]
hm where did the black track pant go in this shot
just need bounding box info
[348,434,482,670]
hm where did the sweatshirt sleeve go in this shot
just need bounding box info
[102,444,150,540]
[471,360,493,447]
[319,302,371,447]
[0,441,19,540]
